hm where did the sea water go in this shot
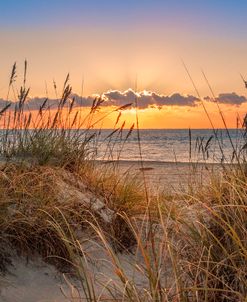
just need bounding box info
[92,129,245,163]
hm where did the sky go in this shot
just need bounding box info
[0,0,247,128]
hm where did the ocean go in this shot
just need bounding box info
[93,129,246,163]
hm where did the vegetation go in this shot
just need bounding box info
[0,63,246,301]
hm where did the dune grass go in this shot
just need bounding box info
[0,63,246,301]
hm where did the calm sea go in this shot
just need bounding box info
[92,129,246,163]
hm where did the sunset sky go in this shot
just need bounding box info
[1,0,247,128]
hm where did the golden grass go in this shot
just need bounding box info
[1,160,245,301]
[0,63,246,301]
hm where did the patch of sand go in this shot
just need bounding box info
[100,160,222,191]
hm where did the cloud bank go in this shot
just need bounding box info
[0,90,246,111]
[204,92,247,105]
[100,90,199,108]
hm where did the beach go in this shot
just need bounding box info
[100,160,222,191]
[1,0,247,299]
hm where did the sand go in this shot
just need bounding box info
[0,257,69,302]
[100,160,222,192]
[0,239,157,302]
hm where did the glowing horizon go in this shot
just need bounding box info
[1,87,246,129]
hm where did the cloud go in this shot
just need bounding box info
[71,94,100,107]
[0,90,246,112]
[0,98,11,107]
[7,89,200,110]
[25,97,60,110]
[204,92,247,106]
[151,92,198,107]
[102,89,137,106]
[101,89,199,109]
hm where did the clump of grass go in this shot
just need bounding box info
[76,162,146,250]
[0,63,133,170]
[176,167,247,302]
[0,163,80,270]
[79,163,146,214]
[0,160,147,272]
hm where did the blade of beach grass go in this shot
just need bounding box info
[201,70,243,168]
[0,103,12,117]
[53,79,58,99]
[6,62,17,101]
[239,73,247,88]
[23,59,27,90]
[46,209,98,302]
[189,128,192,162]
[86,218,140,302]
[182,60,226,163]
[134,75,150,209]
[116,122,135,162]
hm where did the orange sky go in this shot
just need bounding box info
[98,104,245,129]
[37,102,245,129]
[1,28,247,129]
[1,2,247,129]
[1,24,247,100]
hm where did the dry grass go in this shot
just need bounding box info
[0,161,148,270]
[0,162,241,301]
[0,63,246,301]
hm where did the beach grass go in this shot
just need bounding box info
[0,64,246,301]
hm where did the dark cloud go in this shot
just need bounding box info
[204,93,247,106]
[101,89,199,109]
[24,90,200,110]
[0,98,11,107]
[151,92,198,107]
[103,89,137,106]
[25,97,60,110]
[71,94,99,107]
[0,90,246,111]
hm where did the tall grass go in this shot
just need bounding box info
[0,63,134,169]
[0,63,246,302]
